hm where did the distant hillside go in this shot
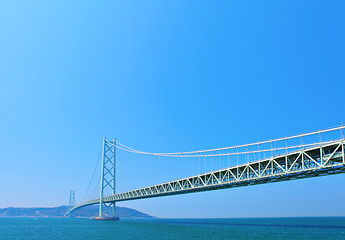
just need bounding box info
[0,205,155,219]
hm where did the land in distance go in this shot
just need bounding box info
[0,205,155,219]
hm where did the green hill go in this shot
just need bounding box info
[0,205,155,219]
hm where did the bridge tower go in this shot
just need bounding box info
[69,190,76,207]
[65,190,76,217]
[95,137,119,220]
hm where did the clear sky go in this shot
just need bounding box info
[1,0,345,218]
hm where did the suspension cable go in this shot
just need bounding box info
[112,125,345,156]
[108,139,335,158]
[81,148,102,203]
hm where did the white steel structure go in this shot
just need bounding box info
[66,126,345,215]
[96,138,119,220]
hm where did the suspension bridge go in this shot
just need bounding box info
[65,125,345,220]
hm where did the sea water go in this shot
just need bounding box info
[1,217,345,240]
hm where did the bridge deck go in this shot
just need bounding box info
[68,139,345,214]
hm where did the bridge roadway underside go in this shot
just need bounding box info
[69,140,345,213]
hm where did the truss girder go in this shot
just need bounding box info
[68,140,345,213]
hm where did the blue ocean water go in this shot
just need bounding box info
[1,217,345,240]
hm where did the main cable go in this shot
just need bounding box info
[81,147,102,203]
[109,139,334,158]
[113,125,345,156]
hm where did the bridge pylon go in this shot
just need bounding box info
[95,137,119,220]
[64,190,76,218]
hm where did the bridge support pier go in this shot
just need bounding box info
[96,137,119,220]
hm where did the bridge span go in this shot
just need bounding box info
[66,126,345,217]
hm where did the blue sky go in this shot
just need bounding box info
[1,0,345,218]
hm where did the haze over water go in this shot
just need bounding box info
[1,217,345,240]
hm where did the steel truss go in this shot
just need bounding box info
[97,138,117,219]
[68,140,345,213]
[64,190,76,217]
